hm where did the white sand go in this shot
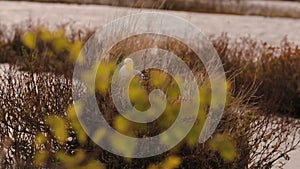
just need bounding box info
[0,1,299,168]
[1,1,300,45]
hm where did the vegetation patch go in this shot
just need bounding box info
[0,24,299,168]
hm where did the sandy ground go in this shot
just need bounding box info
[0,1,299,168]
[1,1,300,45]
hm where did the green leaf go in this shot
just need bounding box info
[22,32,37,49]
[46,116,67,143]
[209,134,237,162]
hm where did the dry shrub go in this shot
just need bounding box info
[0,25,299,169]
[0,23,94,77]
[211,33,300,117]
[1,65,298,168]
[0,64,247,168]
[1,24,299,117]
[0,66,73,168]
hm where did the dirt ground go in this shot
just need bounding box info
[0,1,299,168]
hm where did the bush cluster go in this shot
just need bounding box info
[0,25,299,169]
[211,33,300,117]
